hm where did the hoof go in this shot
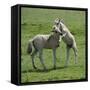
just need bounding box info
[75,62,77,64]
[53,66,56,70]
[43,67,47,71]
[33,66,37,69]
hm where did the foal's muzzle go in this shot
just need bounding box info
[60,33,63,35]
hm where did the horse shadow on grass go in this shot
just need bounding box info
[22,65,82,73]
[22,66,66,73]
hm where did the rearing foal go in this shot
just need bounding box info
[54,18,78,67]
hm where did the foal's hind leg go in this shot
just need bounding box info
[31,49,38,69]
[72,46,78,64]
[65,45,71,67]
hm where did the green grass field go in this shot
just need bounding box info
[21,7,86,83]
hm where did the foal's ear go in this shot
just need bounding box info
[51,26,55,32]
[60,19,64,23]
[54,18,60,24]
[58,18,61,22]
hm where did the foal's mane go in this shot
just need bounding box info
[60,21,69,32]
[47,34,53,42]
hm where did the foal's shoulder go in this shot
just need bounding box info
[47,34,53,41]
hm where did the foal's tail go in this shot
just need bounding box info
[27,39,33,54]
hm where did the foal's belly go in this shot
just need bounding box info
[33,35,59,49]
[44,41,59,49]
[62,36,73,46]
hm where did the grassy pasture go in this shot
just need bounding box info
[21,7,86,83]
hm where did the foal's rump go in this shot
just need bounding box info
[27,39,33,54]
[32,35,49,49]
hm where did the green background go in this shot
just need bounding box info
[21,7,86,83]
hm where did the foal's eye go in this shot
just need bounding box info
[55,31,58,33]
[56,22,59,25]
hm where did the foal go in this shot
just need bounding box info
[54,18,78,66]
[27,26,62,70]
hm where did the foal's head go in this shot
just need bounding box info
[54,18,60,26]
[51,25,62,35]
[54,18,67,34]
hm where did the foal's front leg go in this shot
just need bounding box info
[39,49,46,70]
[52,48,56,69]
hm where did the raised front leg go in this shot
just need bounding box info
[52,48,56,69]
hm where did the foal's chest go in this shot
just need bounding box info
[44,37,60,49]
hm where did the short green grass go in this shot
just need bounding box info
[21,7,86,83]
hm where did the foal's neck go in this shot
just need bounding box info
[61,22,70,33]
[48,33,60,41]
[52,33,60,40]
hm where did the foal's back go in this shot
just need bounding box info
[32,34,49,49]
[60,22,75,46]
[33,34,60,49]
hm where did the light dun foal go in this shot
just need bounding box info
[54,18,78,67]
[27,26,62,70]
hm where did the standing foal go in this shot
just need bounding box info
[27,26,62,70]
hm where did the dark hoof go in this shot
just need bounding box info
[33,66,37,69]
[44,68,47,70]
[75,62,77,64]
[53,66,56,70]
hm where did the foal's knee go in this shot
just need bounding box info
[75,48,78,56]
[39,53,42,59]
[39,55,41,59]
